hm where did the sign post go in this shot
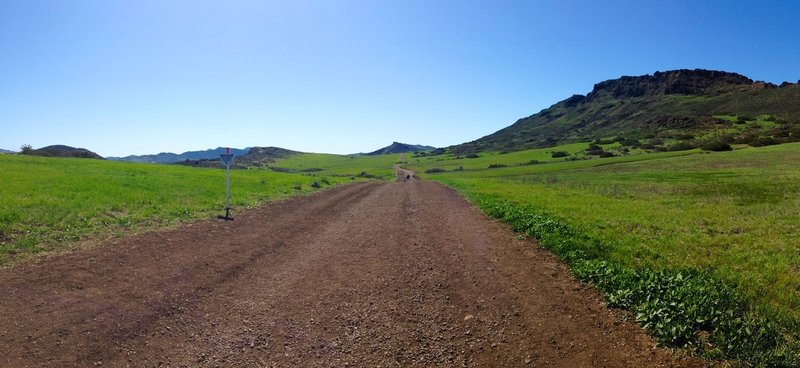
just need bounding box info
[220,147,234,220]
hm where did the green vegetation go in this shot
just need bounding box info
[0,154,352,263]
[453,70,800,154]
[272,152,404,179]
[410,142,800,366]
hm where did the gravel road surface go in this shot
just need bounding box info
[0,180,707,367]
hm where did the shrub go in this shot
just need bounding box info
[676,134,695,140]
[424,168,446,173]
[465,154,480,159]
[668,142,696,151]
[19,144,33,154]
[749,137,779,147]
[551,151,569,158]
[310,181,321,188]
[488,163,507,169]
[599,151,615,158]
[521,160,540,166]
[701,141,732,151]
[640,143,656,149]
[620,138,641,147]
[648,138,664,145]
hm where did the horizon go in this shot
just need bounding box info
[2,1,800,157]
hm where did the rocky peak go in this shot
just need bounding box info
[586,69,754,100]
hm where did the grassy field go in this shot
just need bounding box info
[409,143,800,363]
[272,152,403,179]
[412,144,800,323]
[0,154,353,263]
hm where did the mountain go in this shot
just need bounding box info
[0,148,14,154]
[108,147,251,164]
[175,146,300,168]
[27,145,104,159]
[452,69,800,154]
[367,142,436,156]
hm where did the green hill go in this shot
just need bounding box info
[453,69,800,154]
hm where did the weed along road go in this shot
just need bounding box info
[0,181,707,367]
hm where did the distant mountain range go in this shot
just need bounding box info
[175,146,300,168]
[452,69,800,153]
[366,142,436,156]
[0,148,14,154]
[107,147,251,164]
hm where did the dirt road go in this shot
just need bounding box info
[0,180,707,367]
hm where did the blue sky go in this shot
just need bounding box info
[1,1,799,157]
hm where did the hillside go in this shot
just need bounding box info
[26,145,104,159]
[176,146,300,168]
[452,69,800,153]
[108,147,251,164]
[367,142,435,155]
[0,148,14,154]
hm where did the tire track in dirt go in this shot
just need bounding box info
[0,180,708,367]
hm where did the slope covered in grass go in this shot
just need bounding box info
[272,152,404,179]
[0,155,351,263]
[410,143,800,364]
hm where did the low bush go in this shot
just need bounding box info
[551,151,569,158]
[488,163,507,169]
[749,137,779,147]
[599,151,615,158]
[619,138,641,147]
[668,142,696,151]
[465,154,480,159]
[701,141,732,152]
[424,168,447,174]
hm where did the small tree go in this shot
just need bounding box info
[20,144,33,154]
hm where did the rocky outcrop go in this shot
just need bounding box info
[586,69,754,100]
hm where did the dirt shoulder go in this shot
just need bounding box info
[0,181,708,367]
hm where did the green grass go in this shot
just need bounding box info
[406,142,640,172]
[0,154,353,263]
[410,142,800,365]
[272,152,404,179]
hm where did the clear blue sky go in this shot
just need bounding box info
[1,1,799,157]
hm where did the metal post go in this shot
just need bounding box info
[220,147,234,220]
[225,161,231,218]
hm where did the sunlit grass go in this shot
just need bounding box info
[411,143,800,330]
[273,152,404,179]
[0,154,352,263]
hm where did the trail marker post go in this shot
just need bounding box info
[220,147,234,220]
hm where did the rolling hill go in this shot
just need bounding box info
[108,147,251,164]
[366,142,436,155]
[452,69,800,154]
[26,145,104,159]
[175,146,300,168]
